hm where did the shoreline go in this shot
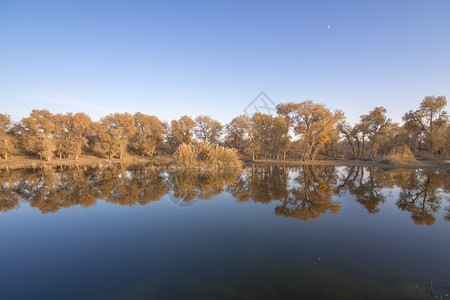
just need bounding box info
[244,158,450,171]
[0,155,175,170]
[1,155,449,172]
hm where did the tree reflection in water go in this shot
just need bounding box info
[168,168,241,202]
[0,164,448,226]
[395,169,448,226]
[274,166,340,222]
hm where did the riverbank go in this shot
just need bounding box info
[0,154,175,170]
[1,154,449,171]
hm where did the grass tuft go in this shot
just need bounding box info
[386,146,418,164]
[174,142,242,169]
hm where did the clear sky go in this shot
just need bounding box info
[1,0,449,125]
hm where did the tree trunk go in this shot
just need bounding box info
[361,137,366,158]
[369,141,375,159]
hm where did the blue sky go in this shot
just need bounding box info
[1,0,449,124]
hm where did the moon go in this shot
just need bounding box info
[328,25,331,29]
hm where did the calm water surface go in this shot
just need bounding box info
[0,165,449,299]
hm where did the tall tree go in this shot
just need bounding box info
[20,109,56,161]
[94,113,136,159]
[291,100,344,160]
[130,112,165,157]
[403,95,448,155]
[194,115,223,144]
[167,115,196,150]
[360,106,391,159]
[0,114,13,160]
[250,113,286,159]
[53,112,92,159]
[224,115,251,153]
[276,102,296,159]
[64,112,92,159]
[337,121,358,158]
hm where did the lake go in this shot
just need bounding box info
[0,164,449,299]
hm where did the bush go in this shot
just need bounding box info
[174,142,242,169]
[387,146,418,164]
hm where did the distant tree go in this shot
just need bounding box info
[224,115,251,153]
[167,115,196,150]
[360,107,391,159]
[291,100,344,160]
[0,113,13,160]
[338,107,391,159]
[53,112,92,159]
[250,113,286,159]
[53,113,66,159]
[20,109,56,161]
[64,112,92,159]
[376,122,403,156]
[130,112,165,157]
[94,113,136,159]
[276,102,296,159]
[337,121,358,158]
[194,115,223,144]
[403,95,448,155]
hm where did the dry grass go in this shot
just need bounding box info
[384,146,418,165]
[0,154,174,170]
[174,142,242,169]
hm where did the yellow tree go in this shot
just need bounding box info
[292,100,344,160]
[0,113,13,160]
[194,115,223,144]
[276,102,296,159]
[167,115,196,150]
[130,112,165,157]
[360,106,391,159]
[94,113,136,159]
[337,121,359,158]
[53,112,92,159]
[64,112,92,159]
[20,109,56,161]
[403,95,448,155]
[250,113,286,159]
[224,114,251,153]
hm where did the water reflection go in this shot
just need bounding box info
[169,168,241,202]
[1,164,448,226]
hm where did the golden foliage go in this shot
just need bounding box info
[174,141,242,169]
[387,145,418,164]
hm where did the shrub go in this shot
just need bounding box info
[387,146,418,164]
[174,142,242,169]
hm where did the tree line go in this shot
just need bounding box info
[0,95,448,161]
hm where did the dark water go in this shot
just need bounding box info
[0,164,449,299]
